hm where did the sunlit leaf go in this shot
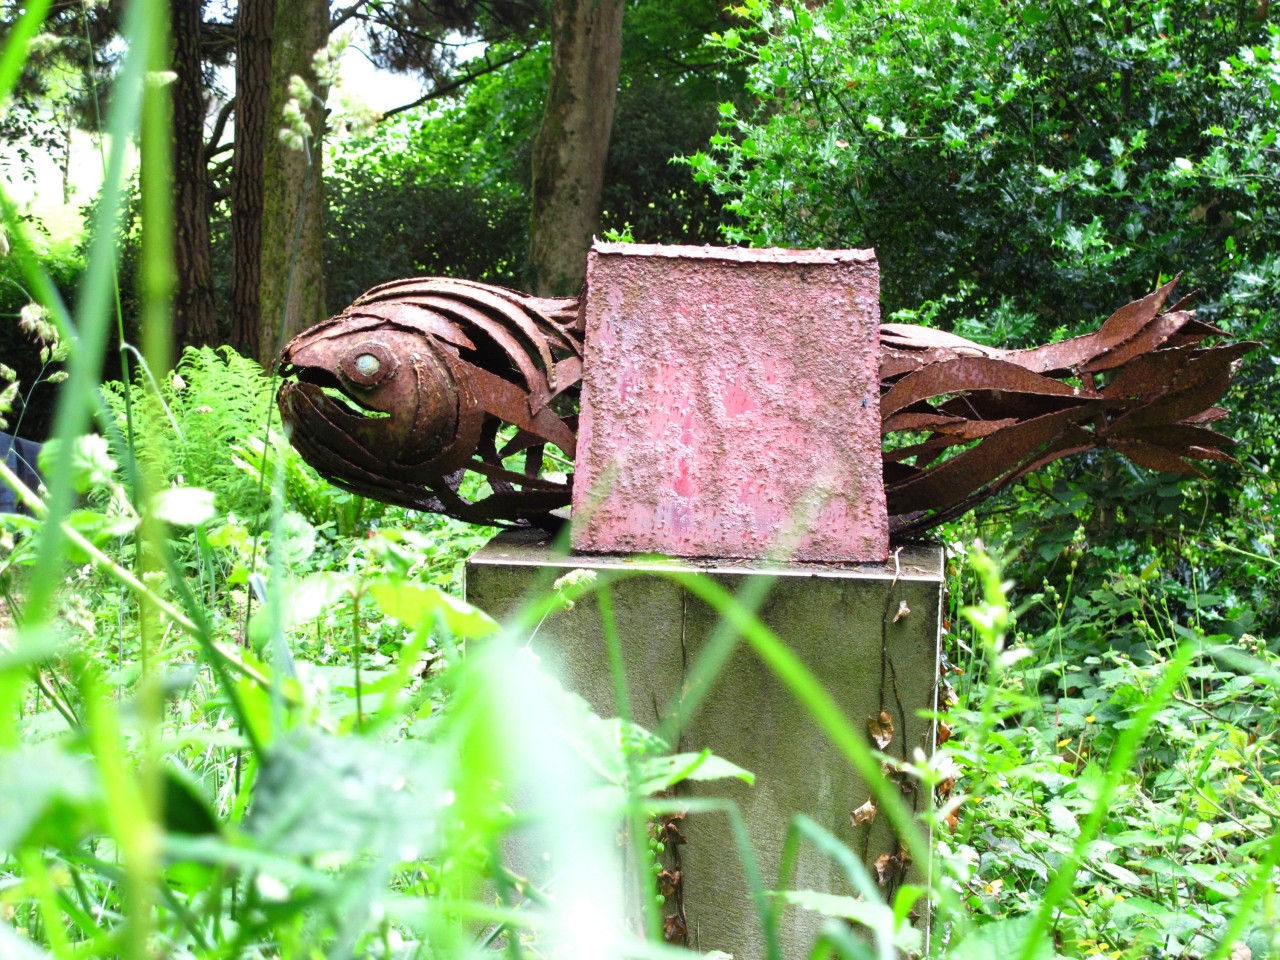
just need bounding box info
[639,749,754,793]
[368,579,499,639]
[949,916,1054,960]
[149,486,216,526]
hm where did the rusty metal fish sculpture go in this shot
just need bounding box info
[277,277,582,528]
[278,276,1254,535]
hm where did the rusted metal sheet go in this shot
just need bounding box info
[880,282,1256,535]
[278,275,1255,537]
[569,244,886,563]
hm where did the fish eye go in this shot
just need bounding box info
[340,342,396,388]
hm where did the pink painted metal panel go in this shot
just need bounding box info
[571,242,888,562]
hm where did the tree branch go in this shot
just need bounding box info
[330,0,374,31]
[204,97,235,163]
[380,46,531,120]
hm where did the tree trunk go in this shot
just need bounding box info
[171,0,217,352]
[528,0,625,297]
[258,0,328,361]
[230,0,272,360]
[230,0,328,366]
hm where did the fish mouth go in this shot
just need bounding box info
[281,365,392,421]
[277,368,399,480]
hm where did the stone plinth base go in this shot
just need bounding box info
[465,530,942,959]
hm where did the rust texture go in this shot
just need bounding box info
[278,274,1254,536]
[571,245,887,563]
[277,277,582,528]
[880,278,1254,535]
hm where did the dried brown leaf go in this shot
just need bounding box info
[868,710,894,749]
[661,812,686,845]
[874,853,893,885]
[942,681,958,709]
[850,798,878,827]
[874,848,912,886]
[657,869,682,897]
[663,913,688,944]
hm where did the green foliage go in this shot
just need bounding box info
[323,46,543,309]
[3,545,758,956]
[0,235,79,438]
[324,170,530,311]
[598,0,747,244]
[941,544,1280,958]
[991,461,1280,639]
[324,0,742,299]
[5,3,1280,958]
[600,70,734,245]
[695,0,1280,629]
[694,0,1279,333]
[100,346,274,517]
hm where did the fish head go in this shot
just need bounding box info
[276,319,460,494]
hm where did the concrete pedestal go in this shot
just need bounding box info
[465,530,943,959]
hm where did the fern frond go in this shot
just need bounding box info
[103,346,276,516]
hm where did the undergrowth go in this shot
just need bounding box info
[100,346,275,517]
[941,540,1280,958]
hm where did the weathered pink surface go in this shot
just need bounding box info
[571,242,888,563]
